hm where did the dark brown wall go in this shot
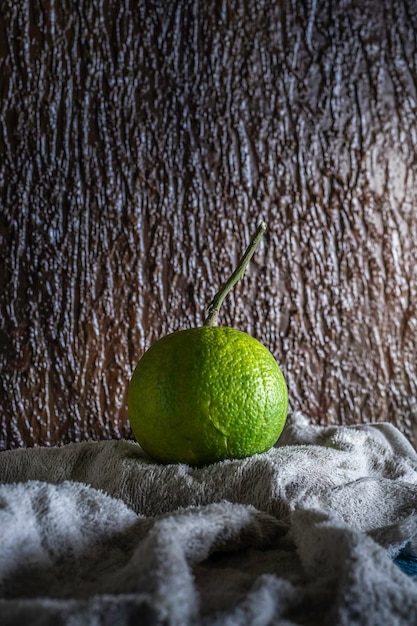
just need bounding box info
[1,0,417,450]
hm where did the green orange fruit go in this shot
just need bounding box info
[128,325,288,465]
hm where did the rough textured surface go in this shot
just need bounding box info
[1,0,417,449]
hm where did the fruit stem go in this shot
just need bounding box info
[204,221,267,327]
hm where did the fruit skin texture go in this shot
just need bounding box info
[128,326,288,465]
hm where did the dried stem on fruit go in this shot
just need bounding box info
[204,221,267,327]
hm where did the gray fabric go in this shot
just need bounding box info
[1,413,417,625]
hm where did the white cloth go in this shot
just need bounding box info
[1,413,417,625]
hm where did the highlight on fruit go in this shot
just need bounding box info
[127,221,288,465]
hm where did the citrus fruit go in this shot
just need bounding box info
[127,221,288,465]
[128,325,288,465]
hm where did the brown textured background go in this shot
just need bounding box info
[1,0,417,450]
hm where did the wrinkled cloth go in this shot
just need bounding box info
[1,412,417,625]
